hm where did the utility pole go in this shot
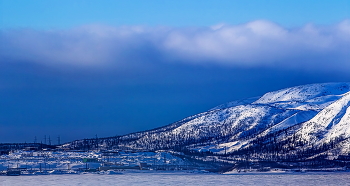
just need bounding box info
[95,134,98,149]
[57,136,61,145]
[48,136,51,146]
[34,136,37,144]
[44,135,47,145]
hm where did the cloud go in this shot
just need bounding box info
[1,20,349,70]
[1,20,350,142]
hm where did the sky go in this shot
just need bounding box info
[0,0,350,143]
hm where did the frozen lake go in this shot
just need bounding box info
[1,172,350,186]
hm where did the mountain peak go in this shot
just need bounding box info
[255,82,350,104]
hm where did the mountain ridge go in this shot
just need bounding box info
[66,82,350,166]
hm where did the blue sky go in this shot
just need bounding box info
[1,0,349,28]
[0,0,350,143]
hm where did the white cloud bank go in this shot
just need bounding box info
[1,20,349,69]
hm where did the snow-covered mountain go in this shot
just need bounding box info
[68,82,350,161]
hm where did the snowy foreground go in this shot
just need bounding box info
[2,150,350,186]
[2,172,350,186]
[0,150,192,174]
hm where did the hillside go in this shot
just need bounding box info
[66,82,350,166]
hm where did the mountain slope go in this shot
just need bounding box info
[297,91,350,144]
[67,82,350,162]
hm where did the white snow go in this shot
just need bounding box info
[254,82,350,105]
[263,110,318,135]
[298,92,350,143]
[2,172,350,186]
